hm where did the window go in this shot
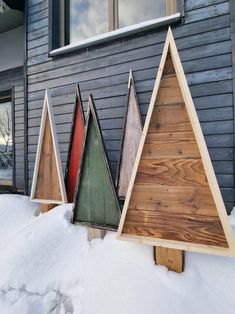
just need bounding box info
[0,91,13,188]
[65,0,178,44]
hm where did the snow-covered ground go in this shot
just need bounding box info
[0,195,235,314]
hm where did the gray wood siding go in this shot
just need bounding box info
[26,0,234,212]
[0,67,25,192]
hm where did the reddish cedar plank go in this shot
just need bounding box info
[142,131,200,158]
[35,112,62,201]
[66,102,84,203]
[155,75,184,105]
[129,185,219,217]
[148,103,192,133]
[123,209,228,248]
[136,159,208,187]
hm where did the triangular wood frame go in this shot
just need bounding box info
[116,70,143,199]
[71,95,121,230]
[117,27,235,256]
[30,89,67,204]
[65,83,85,203]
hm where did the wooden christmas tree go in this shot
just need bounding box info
[117,28,235,268]
[116,70,143,200]
[65,84,85,203]
[72,95,121,230]
[30,89,67,211]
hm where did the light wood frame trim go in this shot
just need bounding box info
[166,0,177,15]
[117,27,235,257]
[30,89,67,204]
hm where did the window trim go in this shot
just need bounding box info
[0,88,15,192]
[49,0,183,55]
[50,12,181,57]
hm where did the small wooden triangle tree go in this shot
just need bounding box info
[30,89,67,211]
[116,70,143,200]
[72,95,121,230]
[117,28,235,267]
[65,84,85,203]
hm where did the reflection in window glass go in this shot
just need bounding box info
[118,0,166,28]
[0,101,12,185]
[70,0,109,43]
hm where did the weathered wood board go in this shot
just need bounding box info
[116,70,143,199]
[72,95,121,230]
[65,84,85,203]
[30,89,67,204]
[154,247,184,273]
[117,28,235,256]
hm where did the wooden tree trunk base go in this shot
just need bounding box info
[40,203,57,213]
[87,227,106,241]
[154,246,184,273]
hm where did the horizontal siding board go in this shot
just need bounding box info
[28,36,48,50]
[185,2,229,24]
[186,0,228,11]
[205,134,233,147]
[28,44,49,58]
[27,17,48,33]
[28,8,48,24]
[212,161,234,174]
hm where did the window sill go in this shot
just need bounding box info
[50,13,181,57]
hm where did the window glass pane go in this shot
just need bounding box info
[70,0,109,43]
[118,0,166,28]
[0,101,12,185]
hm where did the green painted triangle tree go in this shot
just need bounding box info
[72,95,121,230]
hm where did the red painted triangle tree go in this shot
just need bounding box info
[65,84,85,203]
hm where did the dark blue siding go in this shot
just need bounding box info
[26,0,234,212]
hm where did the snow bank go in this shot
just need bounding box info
[0,195,235,314]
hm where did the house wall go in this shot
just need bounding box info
[0,26,24,72]
[26,0,234,212]
[0,67,25,192]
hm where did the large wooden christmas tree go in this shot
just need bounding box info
[117,28,235,260]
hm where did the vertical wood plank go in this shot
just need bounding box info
[40,203,56,213]
[154,246,184,273]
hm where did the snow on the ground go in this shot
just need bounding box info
[0,195,235,314]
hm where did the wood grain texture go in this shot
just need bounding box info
[154,246,184,273]
[136,159,208,187]
[118,29,233,255]
[117,71,142,198]
[123,209,228,247]
[34,112,62,201]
